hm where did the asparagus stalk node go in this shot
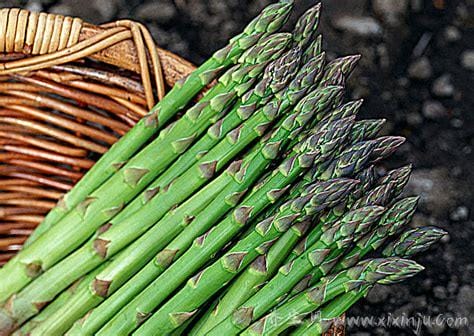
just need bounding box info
[291,258,424,336]
[382,226,447,258]
[98,117,355,335]
[24,0,295,246]
[206,205,385,335]
[242,258,424,336]
[135,179,358,335]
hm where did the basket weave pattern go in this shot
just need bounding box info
[0,7,344,335]
[0,7,195,263]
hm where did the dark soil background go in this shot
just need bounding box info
[3,0,473,335]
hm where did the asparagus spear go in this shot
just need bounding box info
[189,221,311,336]
[346,165,378,204]
[291,167,414,290]
[290,258,424,336]
[302,35,322,63]
[294,227,443,336]
[189,154,361,335]
[0,34,291,307]
[13,262,109,336]
[370,135,406,162]
[332,196,419,272]
[382,226,447,258]
[95,117,354,335]
[136,179,358,334]
[56,64,336,336]
[205,206,385,335]
[291,291,365,336]
[242,258,424,336]
[106,45,305,228]
[348,119,386,144]
[25,0,294,246]
[292,3,321,48]
[319,55,361,87]
[378,164,413,197]
[3,39,307,331]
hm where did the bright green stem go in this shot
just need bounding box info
[0,60,276,310]
[24,0,294,246]
[191,220,310,336]
[241,257,423,336]
[14,262,109,336]
[136,179,357,335]
[0,36,291,331]
[98,118,354,335]
[290,290,368,336]
[205,206,384,335]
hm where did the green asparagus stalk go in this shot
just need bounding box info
[0,34,291,308]
[291,291,365,336]
[319,55,361,87]
[332,196,419,272]
[349,181,397,210]
[13,262,109,336]
[290,259,424,336]
[135,179,358,335]
[382,226,447,258]
[348,119,386,144]
[189,221,311,336]
[292,3,321,48]
[242,258,424,336]
[295,168,415,289]
[24,0,294,246]
[346,165,377,204]
[105,45,305,228]
[302,35,322,63]
[55,64,335,336]
[294,226,442,336]
[3,38,303,331]
[205,206,385,335]
[370,136,406,162]
[321,99,363,124]
[96,117,355,335]
[378,164,412,197]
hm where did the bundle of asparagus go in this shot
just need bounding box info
[0,2,446,335]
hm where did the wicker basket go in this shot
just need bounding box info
[0,7,344,335]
